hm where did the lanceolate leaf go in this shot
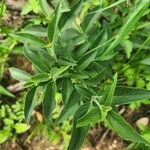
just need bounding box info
[89,0,126,14]
[112,86,150,105]
[48,1,62,43]
[11,33,45,47]
[76,107,102,127]
[77,50,97,70]
[56,90,80,124]
[106,110,149,145]
[67,103,90,150]
[43,82,56,122]
[25,87,37,124]
[104,73,117,106]
[62,78,74,105]
[9,67,31,82]
[24,45,51,73]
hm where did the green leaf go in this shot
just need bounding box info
[58,58,77,67]
[59,0,83,32]
[101,0,149,59]
[77,50,97,70]
[89,0,126,14]
[76,107,101,127]
[141,58,150,65]
[30,47,55,71]
[75,85,93,99]
[0,85,15,98]
[112,86,150,105]
[75,42,90,58]
[77,105,111,127]
[56,90,80,124]
[67,103,90,150]
[11,33,45,47]
[62,78,74,105]
[35,47,55,68]
[31,73,50,83]
[39,0,53,18]
[121,39,133,59]
[43,82,56,122]
[24,87,37,124]
[52,66,69,80]
[85,70,104,87]
[104,73,117,106]
[9,67,31,82]
[82,8,101,33]
[22,25,47,37]
[106,110,149,145]
[14,123,30,134]
[68,71,89,79]
[48,1,62,43]
[24,45,51,73]
[0,130,10,144]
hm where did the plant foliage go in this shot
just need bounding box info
[10,0,150,149]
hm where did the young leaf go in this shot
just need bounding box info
[112,86,150,105]
[0,130,10,144]
[9,67,31,82]
[14,123,30,134]
[43,82,56,122]
[24,87,37,124]
[48,1,62,43]
[104,73,117,106]
[106,110,150,145]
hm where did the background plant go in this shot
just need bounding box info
[0,95,30,144]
